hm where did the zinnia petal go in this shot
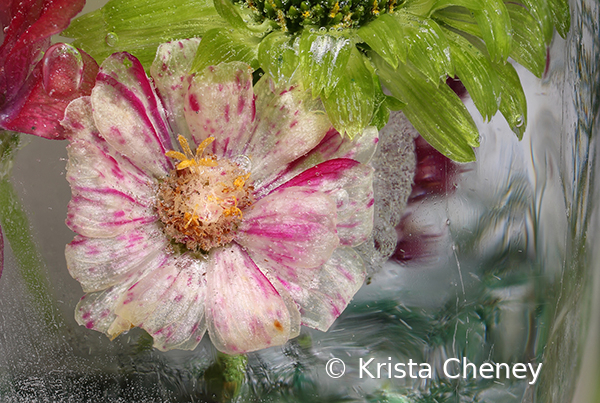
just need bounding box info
[243,77,332,184]
[65,226,168,293]
[66,186,157,238]
[277,159,375,246]
[91,52,174,177]
[114,254,208,351]
[237,187,339,269]
[206,244,300,354]
[255,125,379,197]
[266,246,366,331]
[184,62,256,158]
[64,97,155,202]
[150,38,201,145]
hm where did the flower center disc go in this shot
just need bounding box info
[237,0,397,32]
[157,136,254,252]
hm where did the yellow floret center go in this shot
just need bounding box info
[157,136,254,252]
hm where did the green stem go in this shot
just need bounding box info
[205,352,247,402]
[0,171,64,333]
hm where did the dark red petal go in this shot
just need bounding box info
[1,0,85,107]
[1,44,99,139]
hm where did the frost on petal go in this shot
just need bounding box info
[91,52,174,177]
[66,226,167,293]
[278,159,375,246]
[64,97,155,203]
[237,187,339,269]
[184,62,255,158]
[66,185,157,238]
[114,254,208,351]
[150,38,201,145]
[258,246,366,331]
[206,244,300,354]
[243,77,331,185]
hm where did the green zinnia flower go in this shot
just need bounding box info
[64,0,570,162]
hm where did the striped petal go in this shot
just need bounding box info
[237,187,339,269]
[150,38,201,145]
[278,159,374,246]
[254,126,379,197]
[114,254,208,351]
[91,52,174,177]
[74,248,168,338]
[65,225,167,293]
[206,244,300,354]
[64,97,155,203]
[272,247,366,331]
[184,62,255,158]
[243,77,332,184]
[66,186,157,238]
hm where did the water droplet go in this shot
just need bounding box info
[105,32,119,47]
[42,43,84,97]
[515,115,524,128]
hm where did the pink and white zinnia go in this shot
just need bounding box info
[62,39,377,353]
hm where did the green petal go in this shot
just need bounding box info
[394,11,453,84]
[63,0,224,68]
[548,0,571,39]
[213,0,250,30]
[494,61,527,140]
[519,0,554,44]
[299,30,353,98]
[471,0,512,62]
[357,14,405,69]
[374,54,479,163]
[506,3,547,79]
[443,29,500,121]
[258,32,300,84]
[190,28,260,73]
[213,0,275,33]
[322,49,375,139]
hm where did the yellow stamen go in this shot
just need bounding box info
[372,0,379,15]
[178,135,193,158]
[166,135,217,170]
[329,2,339,18]
[195,137,215,159]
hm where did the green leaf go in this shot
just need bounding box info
[433,6,482,38]
[548,0,570,38]
[357,14,406,69]
[63,0,224,68]
[471,0,512,62]
[394,11,453,84]
[322,49,375,138]
[443,28,500,121]
[493,61,527,139]
[519,0,554,44]
[190,28,261,73]
[299,30,353,98]
[403,0,483,17]
[258,32,300,84]
[506,3,547,78]
[374,54,479,162]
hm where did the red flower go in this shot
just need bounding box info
[0,0,98,139]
